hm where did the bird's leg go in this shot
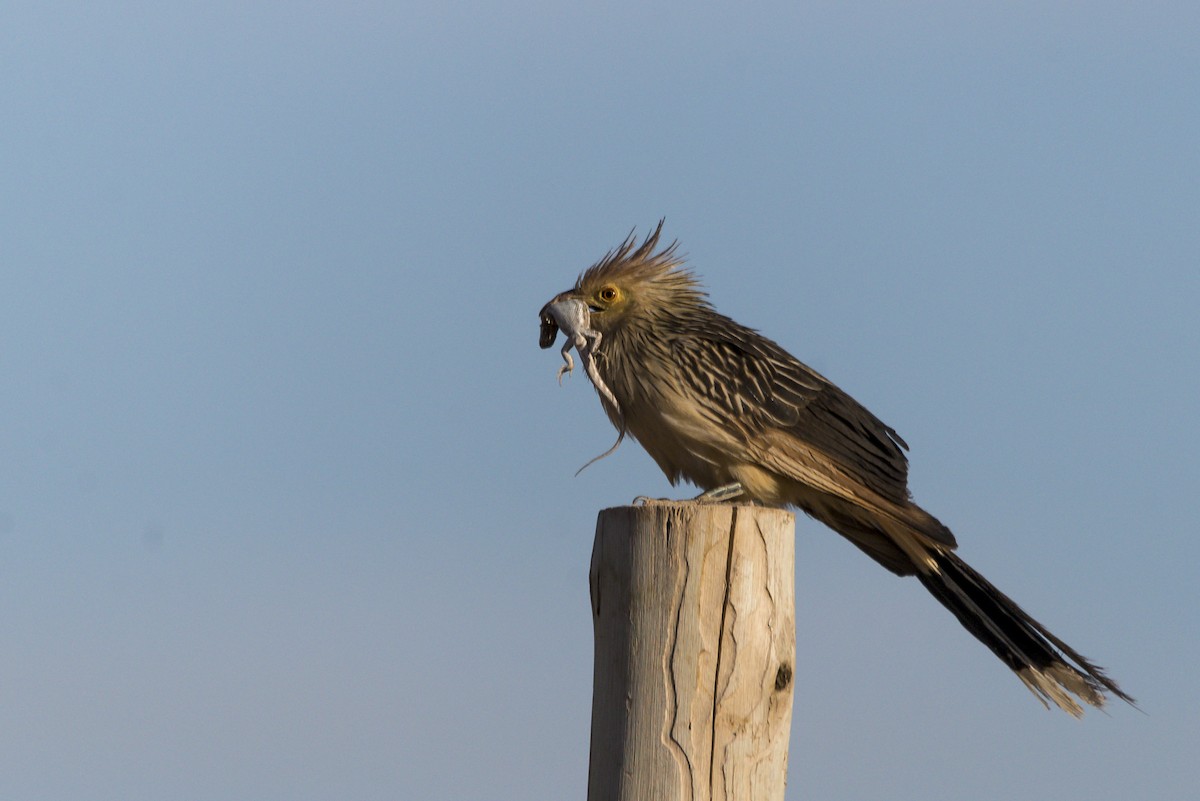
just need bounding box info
[694,482,745,502]
[633,482,745,506]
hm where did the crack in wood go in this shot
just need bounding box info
[663,511,696,799]
[708,506,738,796]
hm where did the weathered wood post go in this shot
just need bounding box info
[587,502,796,801]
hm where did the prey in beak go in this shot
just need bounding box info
[537,293,625,473]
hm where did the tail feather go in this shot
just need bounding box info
[918,550,1134,716]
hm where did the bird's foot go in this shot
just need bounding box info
[632,482,745,506]
[694,482,745,503]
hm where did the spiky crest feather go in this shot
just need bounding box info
[575,220,708,313]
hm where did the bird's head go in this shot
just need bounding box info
[539,220,707,348]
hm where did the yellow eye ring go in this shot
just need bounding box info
[599,286,618,302]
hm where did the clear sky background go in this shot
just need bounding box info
[2,2,1197,799]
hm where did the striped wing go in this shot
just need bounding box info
[671,322,912,506]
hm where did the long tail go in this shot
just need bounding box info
[918,549,1134,716]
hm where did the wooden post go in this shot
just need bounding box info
[587,503,796,801]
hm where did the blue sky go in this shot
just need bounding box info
[2,2,1197,799]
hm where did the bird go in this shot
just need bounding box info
[538,221,1132,716]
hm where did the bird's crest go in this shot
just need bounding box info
[576,220,706,305]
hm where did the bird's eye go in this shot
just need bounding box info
[599,286,618,302]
